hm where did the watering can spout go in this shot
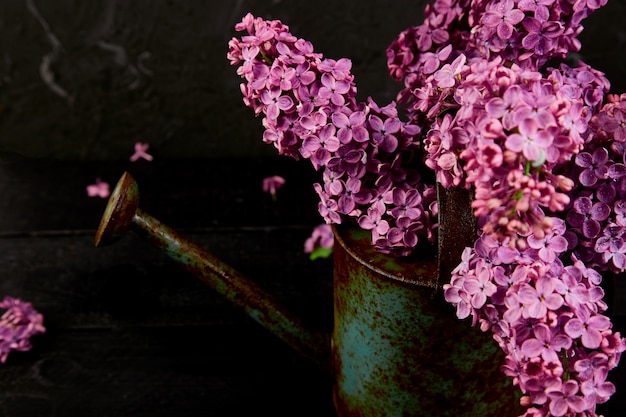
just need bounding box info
[95,172,524,416]
[95,172,332,376]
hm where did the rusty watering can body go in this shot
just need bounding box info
[332,226,520,416]
[95,172,522,416]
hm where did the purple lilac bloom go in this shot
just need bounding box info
[443,227,624,417]
[304,223,334,254]
[546,380,587,416]
[0,296,45,363]
[229,13,437,255]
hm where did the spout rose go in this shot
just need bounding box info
[95,171,140,247]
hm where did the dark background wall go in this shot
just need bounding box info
[1,0,625,162]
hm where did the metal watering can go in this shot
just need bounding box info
[95,171,523,416]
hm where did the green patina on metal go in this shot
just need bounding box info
[332,223,523,417]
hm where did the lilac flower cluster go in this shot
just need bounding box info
[0,296,45,363]
[445,230,624,416]
[387,0,611,247]
[562,94,626,274]
[402,52,610,246]
[387,0,608,82]
[228,14,437,255]
[228,2,626,415]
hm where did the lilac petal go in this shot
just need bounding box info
[368,115,384,132]
[456,301,471,320]
[575,152,593,168]
[588,315,611,331]
[593,146,609,164]
[522,16,542,33]
[527,301,546,319]
[471,292,487,309]
[521,338,544,357]
[564,318,583,338]
[330,93,346,106]
[392,189,406,206]
[505,133,524,152]
[344,150,365,164]
[552,334,572,351]
[579,169,598,187]
[331,112,349,129]
[522,33,540,50]
[596,381,616,398]
[352,126,369,142]
[582,219,601,238]
[574,197,592,214]
[301,136,320,153]
[431,28,449,44]
[613,252,626,269]
[566,211,585,228]
[533,323,551,342]
[444,286,461,304]
[535,276,554,294]
[486,97,506,118]
[581,328,602,349]
[545,293,564,310]
[549,236,568,252]
[387,228,403,244]
[437,152,457,170]
[568,395,587,413]
[358,216,376,230]
[403,231,418,247]
[380,135,399,153]
[349,111,366,126]
[548,397,568,417]
[609,163,626,178]
[595,236,611,253]
[405,190,422,207]
[591,202,611,221]
[481,13,502,28]
[497,246,519,263]
[597,183,617,203]
[384,117,401,134]
[463,279,481,295]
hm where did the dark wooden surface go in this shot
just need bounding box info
[0,156,625,416]
[0,156,336,416]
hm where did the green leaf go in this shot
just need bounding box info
[309,246,333,260]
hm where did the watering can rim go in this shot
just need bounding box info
[332,224,440,290]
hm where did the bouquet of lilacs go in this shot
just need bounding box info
[227,1,626,416]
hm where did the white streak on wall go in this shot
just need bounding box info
[96,41,148,90]
[25,0,72,101]
[96,40,128,66]
[137,51,153,76]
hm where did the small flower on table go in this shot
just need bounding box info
[262,175,286,201]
